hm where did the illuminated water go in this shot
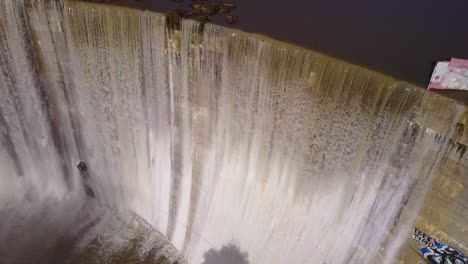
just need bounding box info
[0,0,464,263]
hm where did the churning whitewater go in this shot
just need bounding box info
[0,0,464,263]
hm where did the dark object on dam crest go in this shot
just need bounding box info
[164,0,238,27]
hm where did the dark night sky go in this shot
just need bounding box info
[115,0,468,87]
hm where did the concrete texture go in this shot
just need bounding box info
[394,111,468,263]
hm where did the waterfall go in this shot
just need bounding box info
[0,0,464,263]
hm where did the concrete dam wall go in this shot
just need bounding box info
[0,0,467,263]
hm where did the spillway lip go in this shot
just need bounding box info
[67,0,467,106]
[71,0,410,85]
[72,0,468,88]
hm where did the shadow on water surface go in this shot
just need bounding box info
[202,244,249,264]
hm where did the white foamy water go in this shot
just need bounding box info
[0,0,465,263]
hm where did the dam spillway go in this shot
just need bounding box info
[0,1,467,263]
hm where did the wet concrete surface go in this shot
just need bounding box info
[0,199,185,264]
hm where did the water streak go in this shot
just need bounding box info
[0,1,465,263]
